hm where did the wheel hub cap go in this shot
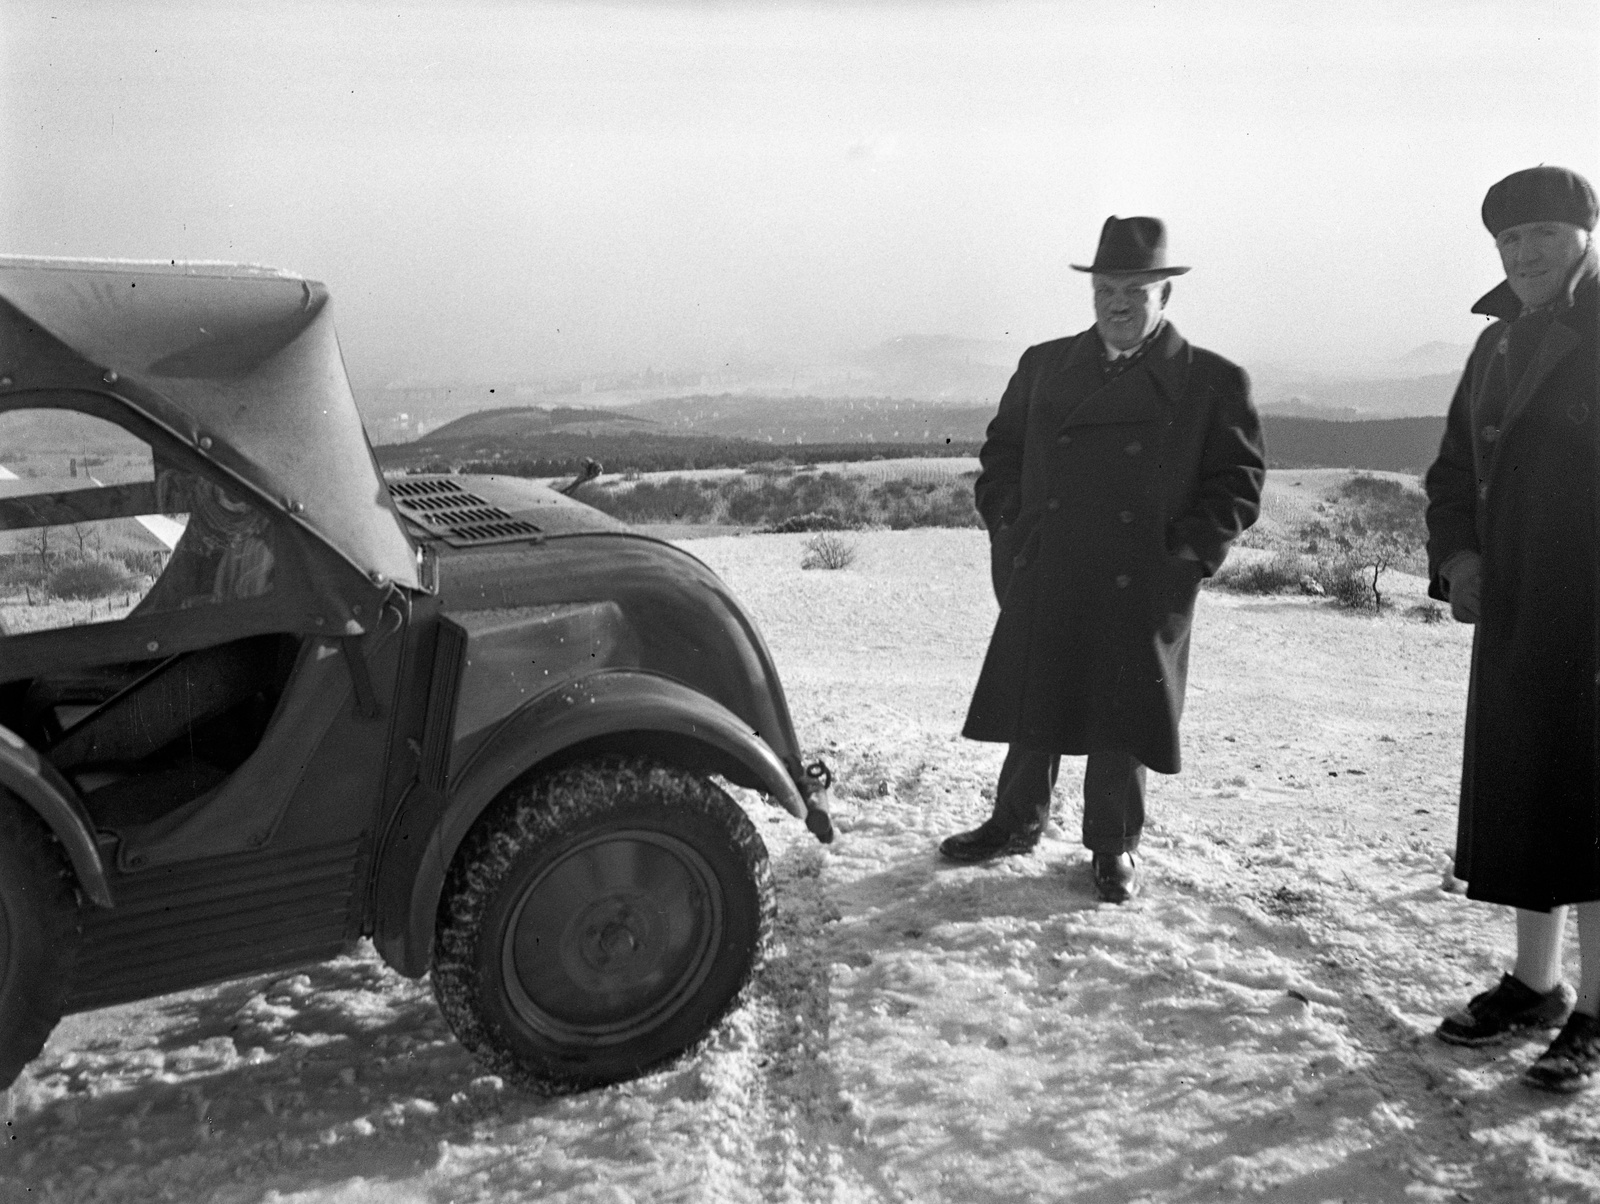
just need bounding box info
[501,830,723,1045]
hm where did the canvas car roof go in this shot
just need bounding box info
[0,256,419,590]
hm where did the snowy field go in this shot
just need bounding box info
[8,527,1600,1203]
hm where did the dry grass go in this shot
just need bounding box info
[0,593,144,633]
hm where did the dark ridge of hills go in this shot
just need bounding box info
[1263,416,1446,473]
[620,394,994,444]
[377,431,983,477]
[1253,372,1457,419]
[419,405,656,446]
[376,399,1449,478]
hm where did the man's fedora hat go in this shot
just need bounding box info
[1071,215,1190,276]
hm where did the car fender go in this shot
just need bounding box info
[0,725,112,908]
[373,669,807,977]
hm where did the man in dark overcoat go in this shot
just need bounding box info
[940,216,1265,902]
[1426,166,1600,1093]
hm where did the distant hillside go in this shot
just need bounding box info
[841,335,1018,400]
[1393,341,1473,374]
[415,405,654,447]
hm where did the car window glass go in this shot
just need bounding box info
[0,407,276,636]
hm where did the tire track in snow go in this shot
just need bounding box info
[738,840,906,1204]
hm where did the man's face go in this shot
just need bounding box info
[1496,221,1590,309]
[1093,273,1171,351]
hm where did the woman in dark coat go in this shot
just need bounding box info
[1426,166,1600,1093]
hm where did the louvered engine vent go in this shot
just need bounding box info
[387,477,543,547]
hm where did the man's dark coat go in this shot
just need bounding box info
[1424,254,1599,912]
[962,322,1265,774]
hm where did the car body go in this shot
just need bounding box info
[0,257,830,1092]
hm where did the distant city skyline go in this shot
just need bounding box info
[3,1,1595,390]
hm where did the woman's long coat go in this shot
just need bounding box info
[962,322,1265,774]
[1424,257,1599,912]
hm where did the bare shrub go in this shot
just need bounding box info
[47,556,134,600]
[576,465,983,530]
[113,548,168,579]
[0,553,46,593]
[1213,551,1309,595]
[873,480,982,530]
[1327,474,1429,608]
[801,532,857,571]
[1310,554,1376,609]
[613,477,717,522]
[760,512,853,534]
[1298,518,1334,554]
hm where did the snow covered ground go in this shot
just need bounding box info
[7,527,1600,1203]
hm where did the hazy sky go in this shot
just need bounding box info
[3,0,1596,387]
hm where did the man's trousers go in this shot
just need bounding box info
[988,745,1146,854]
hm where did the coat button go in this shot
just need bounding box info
[1119,510,1134,524]
[1013,554,1028,568]
[1478,484,1489,501]
[1058,433,1073,445]
[1481,425,1499,443]
[1047,498,1060,510]
[1124,441,1142,455]
[1115,574,1131,588]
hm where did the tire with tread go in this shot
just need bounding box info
[0,792,83,1088]
[432,755,772,1094]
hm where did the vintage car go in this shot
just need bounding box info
[0,256,831,1093]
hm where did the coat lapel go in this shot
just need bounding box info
[1499,322,1580,439]
[1141,322,1191,409]
[1038,329,1106,427]
[1056,322,1189,429]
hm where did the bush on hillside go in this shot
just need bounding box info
[759,513,854,534]
[1325,474,1429,610]
[113,548,168,579]
[0,553,45,593]
[725,473,871,527]
[801,532,858,571]
[48,556,134,600]
[1309,554,1377,609]
[1213,552,1314,595]
[873,480,983,529]
[601,476,718,522]
[568,467,981,530]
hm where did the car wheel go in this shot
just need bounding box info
[432,755,773,1094]
[0,793,83,1088]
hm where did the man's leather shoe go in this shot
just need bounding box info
[938,819,1041,864]
[1093,851,1139,902]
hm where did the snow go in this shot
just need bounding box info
[8,527,1600,1203]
